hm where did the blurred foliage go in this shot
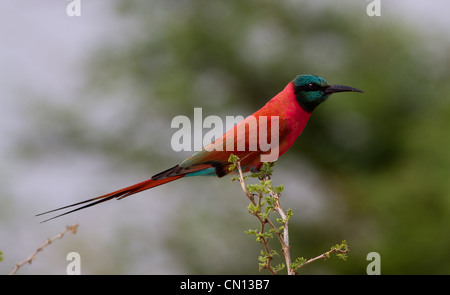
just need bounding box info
[21,1,450,274]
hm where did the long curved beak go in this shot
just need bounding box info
[325,84,364,95]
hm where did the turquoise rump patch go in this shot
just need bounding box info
[185,167,217,177]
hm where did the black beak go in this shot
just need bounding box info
[325,84,364,95]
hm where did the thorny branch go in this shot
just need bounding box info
[297,246,350,270]
[230,155,349,275]
[233,159,294,274]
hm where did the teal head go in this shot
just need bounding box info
[293,75,363,113]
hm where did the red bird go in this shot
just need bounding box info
[38,74,362,222]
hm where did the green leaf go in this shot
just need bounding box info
[230,176,239,182]
[247,202,260,214]
[255,231,273,241]
[290,257,307,270]
[245,229,258,235]
[286,208,293,218]
[228,154,239,164]
[331,240,349,251]
[272,185,284,194]
[274,263,285,272]
[336,253,348,261]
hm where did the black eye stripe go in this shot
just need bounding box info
[295,83,325,93]
[308,83,318,90]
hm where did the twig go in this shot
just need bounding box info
[230,155,349,274]
[234,161,278,275]
[233,159,294,274]
[9,223,79,275]
[267,183,294,275]
[298,246,350,270]
[235,160,255,204]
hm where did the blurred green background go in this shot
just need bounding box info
[1,0,450,274]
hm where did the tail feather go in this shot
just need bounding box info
[37,174,185,223]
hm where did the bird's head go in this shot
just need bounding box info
[293,74,363,113]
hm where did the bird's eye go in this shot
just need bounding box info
[308,83,318,90]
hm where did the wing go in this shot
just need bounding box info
[180,114,292,177]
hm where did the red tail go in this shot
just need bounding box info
[37,174,184,222]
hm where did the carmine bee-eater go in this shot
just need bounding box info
[37,74,363,222]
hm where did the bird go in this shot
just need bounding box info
[37,74,363,222]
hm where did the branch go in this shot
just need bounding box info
[9,223,79,275]
[290,240,349,272]
[229,154,349,275]
[235,159,256,205]
[300,247,349,268]
[229,155,293,274]
[267,183,294,275]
